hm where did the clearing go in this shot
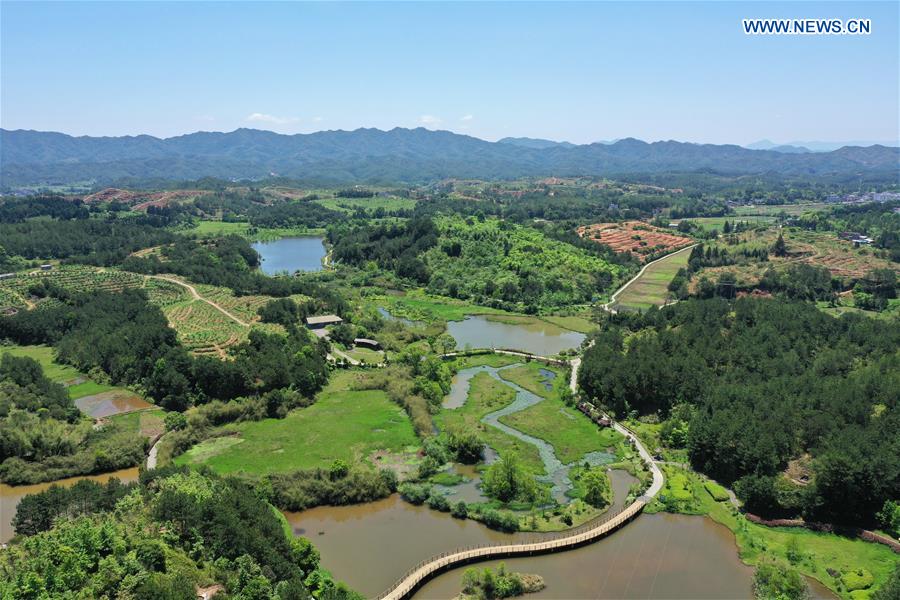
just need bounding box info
[612,245,693,311]
[174,371,419,475]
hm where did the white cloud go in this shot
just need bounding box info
[418,115,442,127]
[460,114,474,121]
[196,114,216,122]
[246,112,300,125]
[312,116,324,123]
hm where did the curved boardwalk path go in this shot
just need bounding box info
[378,349,664,600]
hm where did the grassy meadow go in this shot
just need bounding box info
[174,371,420,475]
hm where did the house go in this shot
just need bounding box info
[353,338,381,350]
[0,273,15,281]
[305,315,343,329]
[40,264,53,271]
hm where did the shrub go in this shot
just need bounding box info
[398,482,432,505]
[451,501,468,519]
[427,492,451,512]
[843,569,874,592]
[704,481,730,502]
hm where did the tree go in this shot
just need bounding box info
[581,468,611,508]
[483,452,536,503]
[752,558,809,600]
[772,232,787,257]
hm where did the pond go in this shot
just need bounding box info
[377,306,423,328]
[284,488,837,600]
[447,315,585,356]
[74,390,153,418]
[251,236,326,275]
[1,467,140,542]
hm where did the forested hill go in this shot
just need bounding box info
[3,127,898,186]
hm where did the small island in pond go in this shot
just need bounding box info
[456,563,546,600]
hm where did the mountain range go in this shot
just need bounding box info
[2,127,898,187]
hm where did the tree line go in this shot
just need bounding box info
[579,297,899,526]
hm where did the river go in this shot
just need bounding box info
[252,236,326,275]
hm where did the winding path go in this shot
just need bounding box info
[146,275,249,327]
[377,349,664,599]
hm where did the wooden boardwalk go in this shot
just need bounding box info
[376,349,664,599]
[376,498,649,600]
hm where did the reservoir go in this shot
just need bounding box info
[447,315,585,356]
[252,236,326,275]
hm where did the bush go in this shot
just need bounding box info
[480,508,519,532]
[704,481,730,502]
[451,501,468,519]
[427,492,451,512]
[398,482,432,505]
[843,569,874,592]
[268,467,396,511]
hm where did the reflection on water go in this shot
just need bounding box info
[252,236,326,275]
[1,467,139,542]
[448,315,585,356]
[75,391,153,418]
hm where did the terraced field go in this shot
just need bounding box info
[577,221,692,262]
[162,300,248,357]
[0,266,293,358]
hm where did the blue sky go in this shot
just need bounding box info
[2,1,897,145]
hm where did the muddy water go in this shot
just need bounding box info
[285,471,633,598]
[448,315,585,356]
[1,467,139,542]
[286,491,823,600]
[417,513,756,599]
[75,390,153,418]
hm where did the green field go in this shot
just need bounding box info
[314,196,417,214]
[496,363,562,398]
[174,372,420,475]
[109,408,166,438]
[539,315,596,334]
[435,371,544,474]
[733,203,830,216]
[0,344,117,400]
[377,292,508,323]
[497,363,621,465]
[613,246,693,311]
[499,396,621,465]
[185,221,326,241]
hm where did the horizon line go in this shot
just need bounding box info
[2,126,899,150]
